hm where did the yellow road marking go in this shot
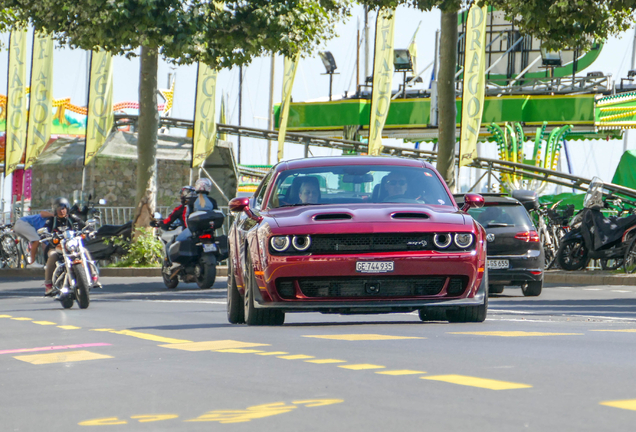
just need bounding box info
[11,317,32,321]
[91,328,115,332]
[0,314,12,318]
[339,364,385,370]
[304,334,423,341]
[91,329,191,344]
[160,340,269,351]
[57,325,80,330]
[293,399,343,407]
[215,349,265,354]
[187,402,297,423]
[449,331,583,337]
[305,359,347,364]
[278,354,315,360]
[14,350,113,365]
[32,321,56,326]
[255,351,289,356]
[592,329,636,333]
[422,374,532,390]
[600,399,636,411]
[131,414,179,423]
[79,417,127,426]
[377,370,426,375]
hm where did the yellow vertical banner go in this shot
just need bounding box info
[192,62,217,168]
[85,49,114,166]
[4,28,29,176]
[459,3,488,167]
[25,32,54,169]
[277,54,299,162]
[368,9,396,156]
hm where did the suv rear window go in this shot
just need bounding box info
[468,204,533,228]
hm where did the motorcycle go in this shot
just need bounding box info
[556,177,636,272]
[71,196,132,262]
[37,219,101,309]
[154,209,228,290]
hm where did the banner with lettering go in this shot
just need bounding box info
[85,49,114,166]
[25,32,54,169]
[368,9,396,156]
[277,54,299,162]
[459,3,488,167]
[4,28,29,176]
[192,62,218,168]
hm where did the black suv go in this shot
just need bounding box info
[455,193,545,296]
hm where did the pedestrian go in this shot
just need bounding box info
[13,211,53,266]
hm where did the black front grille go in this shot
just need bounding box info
[309,233,434,254]
[292,276,447,298]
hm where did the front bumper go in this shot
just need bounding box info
[253,250,486,312]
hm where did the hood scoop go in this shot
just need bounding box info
[391,212,429,220]
[313,213,353,221]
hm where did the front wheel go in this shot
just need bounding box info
[244,253,284,326]
[162,260,179,289]
[195,256,217,289]
[72,264,90,309]
[624,236,636,274]
[556,238,589,271]
[447,269,488,323]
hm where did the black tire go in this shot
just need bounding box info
[447,269,488,323]
[522,281,542,297]
[72,264,90,309]
[227,258,245,324]
[162,260,179,289]
[418,308,447,322]
[488,284,505,295]
[556,238,589,271]
[244,253,284,326]
[196,256,217,289]
[60,296,74,309]
[624,236,636,274]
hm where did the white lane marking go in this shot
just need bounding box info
[612,290,631,293]
[583,288,602,291]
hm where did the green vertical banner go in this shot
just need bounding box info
[25,32,54,169]
[277,55,299,162]
[458,3,487,167]
[192,62,217,168]
[85,49,114,166]
[4,28,29,176]
[368,8,396,156]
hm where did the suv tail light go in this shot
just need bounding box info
[514,231,540,242]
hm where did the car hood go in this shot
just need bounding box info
[266,203,471,232]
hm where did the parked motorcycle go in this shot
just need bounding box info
[556,177,636,272]
[154,209,228,289]
[37,219,101,309]
[71,196,132,262]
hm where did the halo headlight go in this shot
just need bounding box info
[270,236,290,252]
[292,235,311,251]
[454,233,473,248]
[433,233,452,249]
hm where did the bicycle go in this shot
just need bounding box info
[0,223,20,269]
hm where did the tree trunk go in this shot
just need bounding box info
[436,9,458,192]
[132,46,158,237]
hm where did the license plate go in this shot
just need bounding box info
[202,243,217,253]
[487,259,509,269]
[356,261,394,273]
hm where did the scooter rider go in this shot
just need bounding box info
[43,197,85,296]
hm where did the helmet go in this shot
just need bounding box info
[194,178,212,194]
[52,197,70,213]
[180,186,195,203]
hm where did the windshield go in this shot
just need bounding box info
[268,165,453,208]
[584,177,605,209]
[468,204,533,228]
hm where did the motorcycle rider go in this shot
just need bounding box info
[192,178,218,211]
[155,186,195,230]
[43,197,85,296]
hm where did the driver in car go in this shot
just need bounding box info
[298,178,321,204]
[383,173,408,200]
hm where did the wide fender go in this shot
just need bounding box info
[200,253,217,267]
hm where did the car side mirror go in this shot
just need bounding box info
[461,193,485,212]
[229,197,262,223]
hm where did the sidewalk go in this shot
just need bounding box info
[1,266,634,286]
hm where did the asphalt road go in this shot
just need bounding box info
[2,276,636,431]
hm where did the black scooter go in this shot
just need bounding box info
[156,210,228,289]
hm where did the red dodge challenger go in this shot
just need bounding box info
[227,156,486,325]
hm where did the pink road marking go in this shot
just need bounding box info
[0,343,111,355]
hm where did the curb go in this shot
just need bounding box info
[2,267,634,286]
[0,266,229,278]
